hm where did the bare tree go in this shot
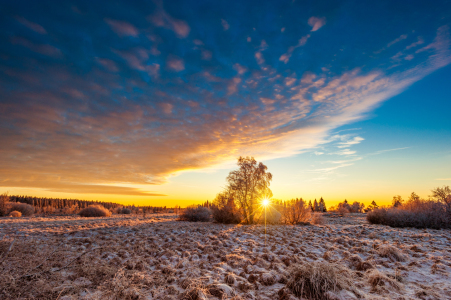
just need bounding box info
[431,186,451,220]
[226,156,272,224]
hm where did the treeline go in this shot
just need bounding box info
[367,186,451,229]
[1,194,171,216]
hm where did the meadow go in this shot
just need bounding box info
[1,213,450,300]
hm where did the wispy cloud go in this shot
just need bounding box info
[149,8,190,38]
[221,19,229,31]
[16,16,47,34]
[279,35,310,63]
[105,19,139,37]
[308,16,326,32]
[368,147,410,156]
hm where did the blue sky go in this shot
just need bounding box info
[0,0,450,206]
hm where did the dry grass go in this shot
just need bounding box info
[366,269,403,292]
[377,244,406,262]
[311,213,325,225]
[0,213,450,299]
[286,261,357,299]
[79,205,112,217]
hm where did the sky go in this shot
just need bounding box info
[1,0,450,208]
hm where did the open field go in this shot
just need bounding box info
[1,214,451,299]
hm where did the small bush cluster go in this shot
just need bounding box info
[9,210,22,217]
[178,206,211,222]
[212,205,241,224]
[367,186,451,229]
[311,213,325,225]
[115,207,132,214]
[367,205,449,229]
[280,198,311,225]
[9,202,35,216]
[79,205,112,217]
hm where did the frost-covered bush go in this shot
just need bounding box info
[9,210,22,217]
[79,205,112,217]
[367,201,449,229]
[311,213,325,225]
[281,199,311,225]
[178,206,211,222]
[10,202,35,216]
[212,205,242,224]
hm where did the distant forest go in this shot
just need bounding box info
[8,195,171,214]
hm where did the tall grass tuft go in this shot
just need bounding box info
[286,261,357,300]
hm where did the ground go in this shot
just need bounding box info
[0,213,450,299]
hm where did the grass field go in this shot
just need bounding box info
[1,213,450,299]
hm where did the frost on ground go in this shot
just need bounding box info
[0,214,451,299]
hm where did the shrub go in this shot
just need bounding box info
[79,205,112,217]
[9,210,22,217]
[286,261,357,299]
[121,208,132,214]
[311,213,325,225]
[9,202,35,216]
[62,205,79,215]
[178,206,211,222]
[212,205,242,224]
[115,207,132,214]
[367,201,450,229]
[281,198,311,225]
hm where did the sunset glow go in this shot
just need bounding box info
[0,0,450,208]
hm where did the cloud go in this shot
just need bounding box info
[308,16,326,32]
[16,17,47,34]
[337,136,364,148]
[0,179,165,196]
[406,37,424,50]
[233,63,247,75]
[10,37,61,57]
[367,147,410,156]
[97,58,119,72]
[105,19,139,37]
[387,34,408,47]
[227,77,242,95]
[167,56,185,71]
[221,19,229,31]
[436,178,451,181]
[279,35,310,63]
[149,9,190,38]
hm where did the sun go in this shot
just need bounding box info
[262,198,270,206]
